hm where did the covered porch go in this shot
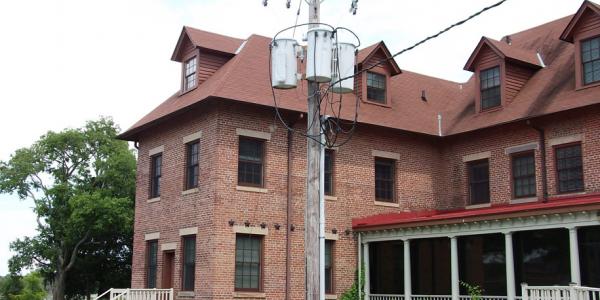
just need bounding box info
[354,196,600,300]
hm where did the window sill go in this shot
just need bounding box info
[362,99,391,108]
[510,197,538,204]
[179,85,197,96]
[176,291,195,298]
[576,80,600,91]
[182,188,199,195]
[233,291,265,299]
[480,106,503,113]
[147,197,160,203]
[325,195,338,201]
[466,203,491,209]
[236,186,268,193]
[326,295,338,300]
[552,191,587,199]
[374,201,399,208]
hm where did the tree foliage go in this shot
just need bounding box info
[0,118,136,299]
[340,263,365,300]
[0,272,46,300]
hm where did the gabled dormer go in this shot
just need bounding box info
[464,37,543,113]
[355,42,401,106]
[171,26,244,94]
[560,0,600,89]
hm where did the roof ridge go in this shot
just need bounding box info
[211,36,254,97]
[183,25,245,42]
[399,69,466,85]
[504,14,574,39]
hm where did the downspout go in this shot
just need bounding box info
[527,121,548,202]
[358,232,362,300]
[286,114,303,300]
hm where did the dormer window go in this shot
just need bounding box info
[582,36,600,85]
[367,72,386,103]
[480,66,501,110]
[184,56,197,91]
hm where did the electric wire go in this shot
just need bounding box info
[329,0,508,88]
[292,0,303,38]
[269,0,508,148]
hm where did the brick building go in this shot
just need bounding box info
[118,1,600,299]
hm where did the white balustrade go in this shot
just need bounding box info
[95,288,173,300]
[522,284,600,300]
[369,294,405,300]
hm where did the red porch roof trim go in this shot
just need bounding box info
[352,193,600,231]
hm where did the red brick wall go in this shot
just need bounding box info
[131,99,600,299]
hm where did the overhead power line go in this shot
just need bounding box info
[333,0,509,86]
[269,0,509,147]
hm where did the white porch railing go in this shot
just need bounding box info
[369,294,404,300]
[522,284,600,300]
[94,288,173,300]
[369,284,600,300]
[368,295,510,300]
[412,295,453,300]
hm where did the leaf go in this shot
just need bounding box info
[0,117,136,298]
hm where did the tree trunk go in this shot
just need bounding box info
[53,271,67,300]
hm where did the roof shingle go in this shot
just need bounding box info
[120,9,600,140]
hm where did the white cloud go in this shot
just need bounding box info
[0,0,583,276]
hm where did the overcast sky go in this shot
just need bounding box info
[0,0,583,276]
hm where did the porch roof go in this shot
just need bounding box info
[353,194,600,231]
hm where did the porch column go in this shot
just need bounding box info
[363,242,370,298]
[505,232,516,300]
[404,239,412,300]
[568,227,581,285]
[451,236,459,300]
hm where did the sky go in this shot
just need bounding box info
[0,0,584,276]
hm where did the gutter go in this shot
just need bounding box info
[527,121,549,203]
[286,113,303,300]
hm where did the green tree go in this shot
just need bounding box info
[0,118,136,300]
[0,272,46,300]
[0,274,23,300]
[10,272,46,300]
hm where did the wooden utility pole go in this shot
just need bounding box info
[306,1,323,299]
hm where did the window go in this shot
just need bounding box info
[235,234,262,291]
[512,152,536,198]
[184,57,197,91]
[582,36,600,85]
[238,137,264,187]
[182,235,196,291]
[369,241,404,294]
[555,143,584,193]
[375,158,395,202]
[367,72,386,103]
[480,66,501,110]
[146,240,158,288]
[150,154,162,198]
[513,229,570,292]
[468,159,490,205]
[325,240,334,294]
[185,141,200,190]
[324,149,334,196]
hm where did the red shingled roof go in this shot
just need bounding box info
[120,6,600,140]
[356,41,401,76]
[560,0,600,42]
[171,27,245,61]
[443,15,600,135]
[463,37,543,71]
[352,193,600,230]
